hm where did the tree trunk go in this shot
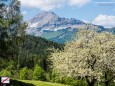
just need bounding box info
[104,72,109,86]
[105,81,109,86]
[87,80,96,86]
[104,71,115,86]
[86,77,96,86]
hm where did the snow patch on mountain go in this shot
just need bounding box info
[26,12,105,43]
[29,22,40,28]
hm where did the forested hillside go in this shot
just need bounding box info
[0,35,64,77]
[19,35,64,70]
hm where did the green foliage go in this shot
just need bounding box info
[19,35,64,70]
[18,80,70,86]
[63,77,74,84]
[70,80,87,86]
[0,35,63,79]
[110,82,115,86]
[50,74,88,86]
[51,69,61,83]
[0,69,12,77]
[6,60,15,70]
[12,70,20,79]
[20,67,28,80]
[59,76,87,86]
[33,65,46,81]
[45,73,51,82]
[11,79,35,86]
[27,69,33,80]
[6,64,14,70]
[0,0,26,59]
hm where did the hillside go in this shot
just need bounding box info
[20,80,70,86]
[0,35,64,77]
[11,79,71,86]
[19,35,64,69]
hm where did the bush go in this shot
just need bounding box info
[12,70,20,79]
[6,60,15,70]
[32,65,46,81]
[70,80,87,86]
[6,64,14,70]
[63,77,74,84]
[20,67,28,80]
[59,76,87,86]
[45,73,51,82]
[50,70,61,83]
[110,82,115,86]
[0,69,12,77]
[27,69,33,80]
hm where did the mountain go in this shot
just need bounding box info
[106,27,115,34]
[26,12,105,44]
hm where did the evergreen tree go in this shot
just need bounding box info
[33,65,46,81]
[0,0,27,60]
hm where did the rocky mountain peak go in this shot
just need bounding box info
[26,12,105,43]
[30,12,59,23]
[28,11,85,29]
[26,12,86,37]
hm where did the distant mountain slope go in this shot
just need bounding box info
[26,12,106,44]
[106,27,115,34]
[19,35,64,69]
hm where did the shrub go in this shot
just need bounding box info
[32,65,46,81]
[27,69,33,80]
[12,70,20,79]
[20,67,28,80]
[51,70,61,83]
[6,60,15,70]
[45,73,51,82]
[63,77,74,84]
[110,81,115,86]
[58,76,87,86]
[70,80,87,86]
[0,69,12,77]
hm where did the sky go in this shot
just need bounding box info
[19,0,115,28]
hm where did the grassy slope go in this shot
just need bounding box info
[19,80,71,86]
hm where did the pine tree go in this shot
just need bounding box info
[0,0,27,67]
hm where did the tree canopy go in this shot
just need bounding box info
[0,0,27,59]
[50,30,115,86]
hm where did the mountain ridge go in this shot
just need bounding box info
[26,12,106,44]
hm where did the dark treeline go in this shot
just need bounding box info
[19,35,64,70]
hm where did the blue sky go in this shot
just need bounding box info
[20,0,115,28]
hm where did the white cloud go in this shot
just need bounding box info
[19,0,92,11]
[68,0,91,7]
[19,0,65,11]
[93,14,115,28]
[22,11,27,15]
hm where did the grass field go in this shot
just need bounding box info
[19,80,71,86]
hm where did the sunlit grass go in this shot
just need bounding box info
[20,80,71,86]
